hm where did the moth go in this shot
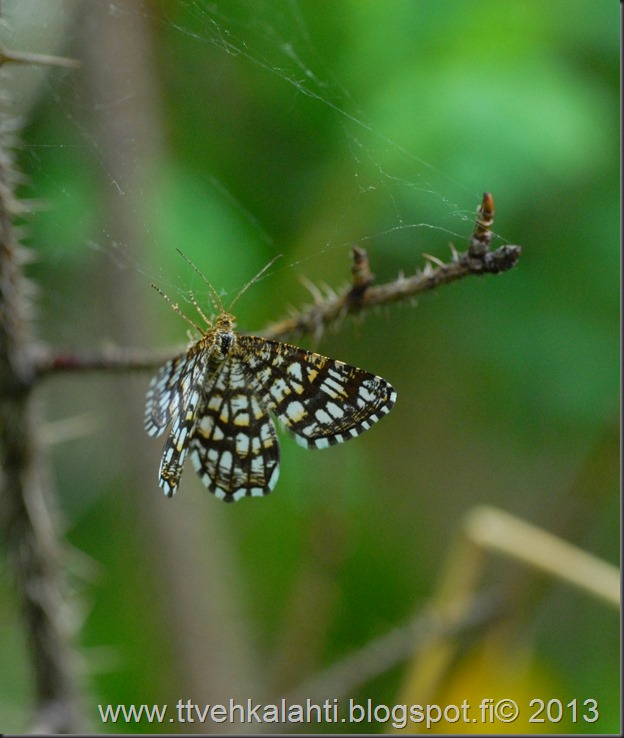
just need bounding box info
[145,252,396,501]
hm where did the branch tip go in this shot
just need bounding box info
[470,191,496,255]
[349,244,374,299]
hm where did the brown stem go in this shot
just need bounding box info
[36,193,522,375]
[0,123,80,730]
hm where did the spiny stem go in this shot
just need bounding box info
[35,193,521,375]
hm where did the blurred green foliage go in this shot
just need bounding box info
[1,0,618,733]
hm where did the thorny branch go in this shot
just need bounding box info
[0,122,79,730]
[0,33,82,732]
[268,192,520,342]
[36,193,521,376]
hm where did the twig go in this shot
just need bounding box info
[36,193,522,376]
[33,343,175,376]
[279,589,504,714]
[464,506,620,608]
[266,192,520,340]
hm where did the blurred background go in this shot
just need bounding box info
[0,0,618,733]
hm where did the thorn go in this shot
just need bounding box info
[422,253,446,268]
[319,281,337,300]
[299,275,324,304]
[0,47,81,69]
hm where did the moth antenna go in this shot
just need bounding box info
[151,284,204,334]
[227,254,282,312]
[175,248,224,315]
[189,291,213,327]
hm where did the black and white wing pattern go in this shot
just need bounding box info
[189,358,280,503]
[235,335,397,449]
[144,343,207,438]
[144,344,209,496]
[146,327,396,502]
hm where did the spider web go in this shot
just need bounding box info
[164,0,483,253]
[1,0,499,321]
